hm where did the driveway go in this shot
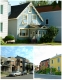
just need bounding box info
[34,73,61,79]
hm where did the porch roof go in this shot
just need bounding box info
[28,24,48,29]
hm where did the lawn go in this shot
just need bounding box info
[0,42,61,46]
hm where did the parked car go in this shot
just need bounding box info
[23,71,27,75]
[30,71,33,74]
[9,71,21,76]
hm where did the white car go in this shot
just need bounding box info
[9,71,21,76]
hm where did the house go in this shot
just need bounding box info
[8,2,47,41]
[1,56,32,72]
[0,0,9,38]
[39,59,50,70]
[36,4,61,42]
[50,54,62,72]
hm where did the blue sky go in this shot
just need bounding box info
[1,46,33,63]
[8,0,58,6]
[1,46,62,66]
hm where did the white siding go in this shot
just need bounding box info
[8,19,17,39]
[40,10,61,42]
[0,1,8,38]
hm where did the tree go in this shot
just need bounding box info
[26,0,50,7]
[51,1,61,8]
[40,26,59,42]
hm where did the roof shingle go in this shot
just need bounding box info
[9,2,30,19]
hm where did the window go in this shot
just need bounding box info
[28,6,32,13]
[0,23,3,32]
[52,60,53,64]
[32,14,36,24]
[20,29,28,37]
[22,14,27,24]
[58,66,60,71]
[46,19,48,24]
[0,5,3,14]
[57,58,60,63]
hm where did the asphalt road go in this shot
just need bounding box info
[34,73,61,79]
[1,74,33,79]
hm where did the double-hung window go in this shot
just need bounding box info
[0,5,3,14]
[32,14,36,24]
[22,14,27,24]
[0,23,3,32]
[20,29,28,37]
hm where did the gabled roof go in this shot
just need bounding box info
[36,5,61,13]
[8,2,43,21]
[9,2,30,19]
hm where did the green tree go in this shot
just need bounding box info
[26,0,50,7]
[40,26,59,43]
[51,1,61,8]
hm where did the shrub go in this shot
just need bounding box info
[16,38,31,43]
[0,37,5,45]
[4,35,15,41]
[55,71,61,75]
[40,26,59,43]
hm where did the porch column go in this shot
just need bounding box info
[38,30,39,37]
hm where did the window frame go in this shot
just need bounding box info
[0,5,3,14]
[32,14,37,24]
[22,14,28,25]
[57,58,60,63]
[0,22,3,32]
[19,28,29,37]
[46,19,48,25]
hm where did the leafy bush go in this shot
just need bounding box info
[40,26,59,43]
[55,71,61,75]
[0,37,5,45]
[16,38,31,43]
[4,35,15,41]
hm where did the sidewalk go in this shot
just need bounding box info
[1,74,7,77]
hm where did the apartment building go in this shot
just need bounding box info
[1,56,30,72]
[50,54,62,72]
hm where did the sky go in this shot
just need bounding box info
[1,46,62,66]
[8,0,58,6]
[1,46,33,63]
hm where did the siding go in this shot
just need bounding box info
[0,1,8,38]
[8,19,17,40]
[40,10,61,42]
[17,5,42,40]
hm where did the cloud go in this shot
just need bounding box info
[33,46,62,65]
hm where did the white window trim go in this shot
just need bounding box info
[28,5,32,13]
[32,14,37,25]
[19,28,29,37]
[21,14,28,25]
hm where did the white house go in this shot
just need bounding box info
[0,0,8,38]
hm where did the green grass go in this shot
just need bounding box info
[0,42,61,46]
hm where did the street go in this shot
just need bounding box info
[1,74,33,79]
[34,73,61,79]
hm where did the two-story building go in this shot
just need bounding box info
[39,59,50,70]
[50,54,62,72]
